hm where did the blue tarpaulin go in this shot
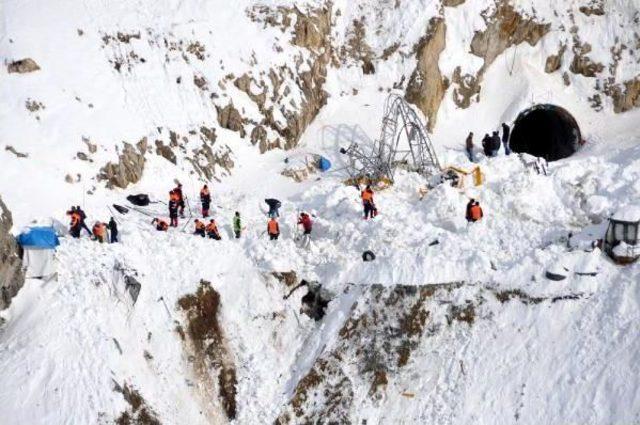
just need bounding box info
[318,156,331,172]
[18,227,60,249]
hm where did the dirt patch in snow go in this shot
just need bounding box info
[178,280,237,420]
[114,382,161,425]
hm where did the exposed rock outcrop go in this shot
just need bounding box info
[216,102,246,138]
[606,78,640,113]
[545,44,566,73]
[7,58,40,74]
[405,18,447,131]
[569,42,604,78]
[470,3,551,70]
[155,140,176,164]
[0,197,24,311]
[446,2,551,110]
[98,138,147,189]
[239,3,332,151]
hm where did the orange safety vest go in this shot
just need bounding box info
[200,187,209,197]
[267,220,279,234]
[93,223,105,237]
[195,221,205,231]
[157,220,169,231]
[470,205,483,221]
[361,190,373,202]
[206,221,218,233]
[70,212,81,227]
[170,191,179,202]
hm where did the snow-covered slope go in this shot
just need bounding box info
[1,0,640,424]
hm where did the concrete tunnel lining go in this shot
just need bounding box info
[510,104,582,161]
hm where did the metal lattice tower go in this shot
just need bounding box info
[341,93,441,183]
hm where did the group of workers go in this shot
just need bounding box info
[465,122,511,162]
[66,206,118,243]
[68,175,486,246]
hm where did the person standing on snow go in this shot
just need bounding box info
[267,217,280,240]
[465,199,484,223]
[490,131,501,156]
[107,217,118,243]
[67,208,82,238]
[501,123,511,155]
[168,191,179,227]
[193,219,206,237]
[465,132,475,162]
[298,212,313,235]
[361,185,377,220]
[206,219,221,240]
[233,212,242,238]
[173,183,186,217]
[92,221,108,243]
[200,185,211,218]
[76,206,92,236]
[265,198,281,218]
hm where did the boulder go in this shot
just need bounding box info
[7,58,40,74]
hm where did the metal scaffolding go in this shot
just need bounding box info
[340,93,441,183]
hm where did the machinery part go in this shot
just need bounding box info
[341,93,441,183]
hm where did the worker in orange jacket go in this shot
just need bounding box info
[465,199,484,222]
[92,222,107,243]
[152,218,169,231]
[361,185,377,220]
[267,217,280,240]
[194,219,206,237]
[67,208,82,238]
[206,219,221,240]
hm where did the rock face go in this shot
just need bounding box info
[446,2,551,110]
[238,3,332,151]
[7,58,40,74]
[405,18,447,131]
[607,78,640,113]
[216,103,246,138]
[98,138,147,189]
[0,197,24,311]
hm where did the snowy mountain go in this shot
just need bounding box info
[1,0,640,424]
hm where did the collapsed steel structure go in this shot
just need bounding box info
[340,93,441,182]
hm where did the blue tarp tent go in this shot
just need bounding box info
[18,227,59,279]
[318,156,332,172]
[18,226,60,249]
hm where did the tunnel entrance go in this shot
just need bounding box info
[510,104,582,161]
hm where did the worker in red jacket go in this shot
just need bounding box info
[298,212,313,235]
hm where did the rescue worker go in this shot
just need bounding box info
[67,208,82,238]
[168,191,179,227]
[491,131,501,156]
[265,198,281,218]
[267,217,280,240]
[233,212,242,238]
[361,185,377,220]
[465,132,475,162]
[200,185,211,218]
[501,123,511,155]
[194,219,206,237]
[173,183,185,217]
[92,221,107,243]
[465,199,484,223]
[481,133,491,156]
[298,212,313,235]
[206,219,221,240]
[76,205,92,236]
[152,218,169,231]
[107,217,118,243]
